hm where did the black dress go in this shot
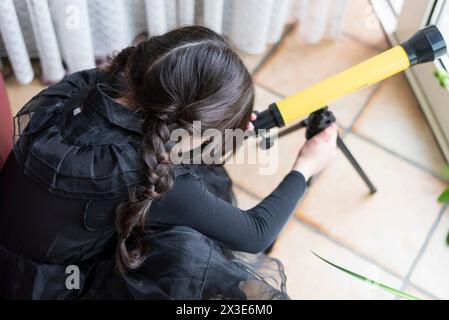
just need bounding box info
[0,69,306,300]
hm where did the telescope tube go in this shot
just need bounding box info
[253,25,447,130]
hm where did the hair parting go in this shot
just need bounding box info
[104,26,255,273]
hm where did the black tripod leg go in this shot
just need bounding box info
[337,136,377,194]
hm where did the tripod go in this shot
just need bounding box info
[260,107,377,194]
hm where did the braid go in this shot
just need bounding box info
[111,26,255,274]
[115,115,174,274]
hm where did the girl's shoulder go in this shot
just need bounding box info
[13,69,146,200]
[167,164,235,204]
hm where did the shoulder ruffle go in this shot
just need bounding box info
[13,69,192,199]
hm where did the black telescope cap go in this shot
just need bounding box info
[402,25,447,65]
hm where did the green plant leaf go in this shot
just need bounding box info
[438,188,449,203]
[312,252,421,300]
[446,230,449,247]
[435,70,449,89]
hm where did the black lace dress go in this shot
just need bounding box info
[0,69,306,300]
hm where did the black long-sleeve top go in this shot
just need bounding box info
[0,69,306,265]
[151,169,305,253]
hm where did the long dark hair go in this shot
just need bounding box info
[104,26,255,273]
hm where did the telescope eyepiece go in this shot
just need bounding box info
[252,103,285,131]
[402,25,447,65]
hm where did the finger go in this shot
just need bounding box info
[314,125,335,142]
[250,113,257,121]
[328,124,338,141]
[246,122,255,132]
[321,124,337,139]
[316,127,332,141]
[331,123,338,141]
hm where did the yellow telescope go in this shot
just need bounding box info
[253,25,447,131]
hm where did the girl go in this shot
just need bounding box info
[0,26,337,299]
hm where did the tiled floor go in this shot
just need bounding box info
[231,0,449,300]
[4,0,449,300]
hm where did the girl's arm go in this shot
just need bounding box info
[150,170,306,253]
[150,124,338,253]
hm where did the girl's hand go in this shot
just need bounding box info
[293,123,338,180]
[246,113,257,131]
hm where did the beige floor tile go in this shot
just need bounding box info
[342,0,390,51]
[225,135,287,199]
[254,27,380,128]
[255,27,378,96]
[233,187,261,210]
[225,85,307,198]
[331,86,378,129]
[353,74,447,177]
[271,220,401,300]
[252,84,282,113]
[296,133,445,277]
[410,207,449,299]
[5,77,47,116]
[399,284,439,300]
